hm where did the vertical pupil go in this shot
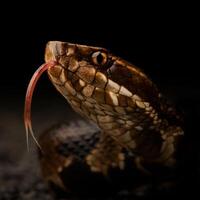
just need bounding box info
[97,53,103,64]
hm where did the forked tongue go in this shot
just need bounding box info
[24,61,57,151]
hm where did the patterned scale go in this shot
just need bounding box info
[35,41,184,197]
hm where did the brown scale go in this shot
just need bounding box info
[25,41,184,195]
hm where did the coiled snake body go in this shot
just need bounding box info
[25,41,184,196]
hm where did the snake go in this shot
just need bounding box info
[24,41,184,196]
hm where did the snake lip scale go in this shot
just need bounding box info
[25,41,184,195]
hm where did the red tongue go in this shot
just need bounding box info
[24,61,57,150]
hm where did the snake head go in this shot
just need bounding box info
[45,41,161,132]
[25,41,183,159]
[45,41,160,98]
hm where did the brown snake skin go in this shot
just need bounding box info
[38,41,184,195]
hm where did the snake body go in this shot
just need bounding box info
[38,41,184,195]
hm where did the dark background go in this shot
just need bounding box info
[0,2,199,199]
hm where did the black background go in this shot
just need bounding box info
[0,2,199,199]
[1,3,198,136]
[1,3,197,91]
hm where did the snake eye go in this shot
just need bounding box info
[92,51,107,65]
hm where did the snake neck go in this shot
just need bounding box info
[86,132,125,175]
